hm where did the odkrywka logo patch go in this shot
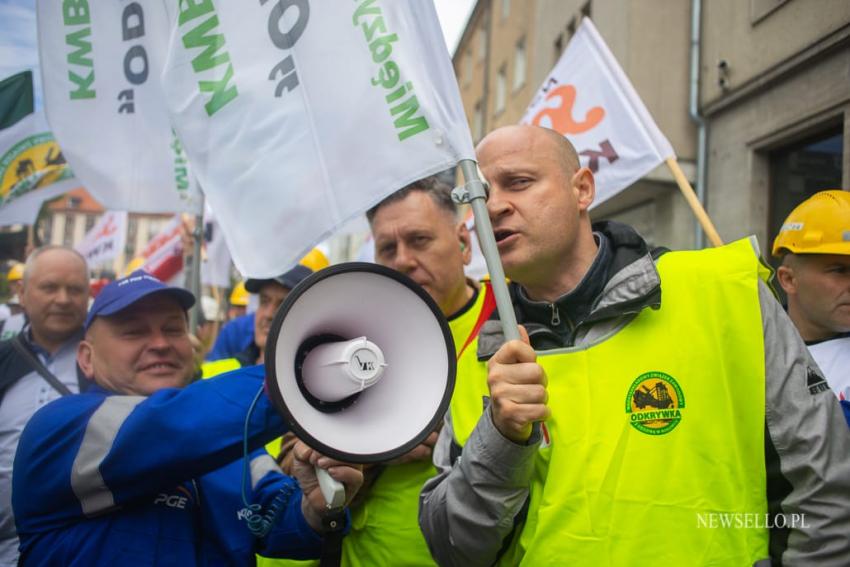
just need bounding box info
[626,371,685,435]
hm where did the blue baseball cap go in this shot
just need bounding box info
[245,264,313,293]
[85,270,196,329]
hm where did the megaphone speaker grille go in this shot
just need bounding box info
[265,263,456,463]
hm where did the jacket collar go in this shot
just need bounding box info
[477,221,663,359]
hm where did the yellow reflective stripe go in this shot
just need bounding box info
[201,358,242,379]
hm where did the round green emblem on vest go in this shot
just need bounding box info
[625,371,685,435]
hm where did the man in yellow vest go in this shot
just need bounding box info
[419,125,850,566]
[201,265,313,377]
[268,175,493,567]
[772,190,850,410]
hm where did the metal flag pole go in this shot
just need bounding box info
[454,159,520,342]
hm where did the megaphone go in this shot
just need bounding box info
[265,263,456,506]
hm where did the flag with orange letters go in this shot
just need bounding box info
[521,18,674,207]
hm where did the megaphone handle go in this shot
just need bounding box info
[316,466,346,509]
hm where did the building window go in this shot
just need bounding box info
[148,220,161,242]
[501,0,510,20]
[85,214,96,233]
[477,25,487,62]
[41,216,53,244]
[67,196,82,209]
[464,50,473,86]
[495,65,507,114]
[63,213,75,246]
[146,220,158,242]
[126,217,138,257]
[513,38,526,91]
[768,128,843,258]
[473,100,484,141]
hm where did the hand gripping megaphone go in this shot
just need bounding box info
[265,263,456,507]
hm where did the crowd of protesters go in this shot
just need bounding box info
[0,125,848,566]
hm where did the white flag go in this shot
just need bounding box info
[521,19,674,207]
[76,210,127,267]
[161,0,474,277]
[36,0,200,214]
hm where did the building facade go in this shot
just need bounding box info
[40,187,172,275]
[452,0,849,253]
[700,0,849,256]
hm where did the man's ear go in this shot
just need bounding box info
[775,264,798,296]
[571,167,596,212]
[458,222,472,265]
[18,283,28,313]
[77,339,96,379]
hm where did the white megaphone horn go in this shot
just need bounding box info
[265,263,456,508]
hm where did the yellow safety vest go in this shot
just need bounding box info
[261,283,492,567]
[201,357,242,379]
[452,240,771,566]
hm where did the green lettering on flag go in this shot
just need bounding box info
[391,95,429,141]
[198,64,237,117]
[182,15,229,73]
[65,27,96,99]
[66,27,94,67]
[171,131,189,192]
[62,0,91,27]
[180,9,239,117]
[353,0,430,142]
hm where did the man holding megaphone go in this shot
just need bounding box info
[419,125,850,566]
[12,271,364,566]
[268,175,492,567]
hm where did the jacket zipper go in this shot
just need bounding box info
[549,303,561,326]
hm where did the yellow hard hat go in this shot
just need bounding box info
[229,281,249,306]
[772,190,850,257]
[122,256,146,276]
[299,247,330,272]
[7,262,24,282]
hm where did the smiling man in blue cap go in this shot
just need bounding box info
[12,270,362,565]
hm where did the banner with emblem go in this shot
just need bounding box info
[521,18,674,207]
[75,210,128,268]
[160,0,474,277]
[0,70,78,226]
[35,0,200,214]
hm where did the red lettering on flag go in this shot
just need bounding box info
[93,216,117,239]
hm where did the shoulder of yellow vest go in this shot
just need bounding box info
[201,357,242,378]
